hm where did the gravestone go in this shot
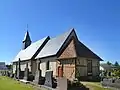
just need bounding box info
[115,79,120,83]
[44,71,54,88]
[102,78,116,87]
[14,62,18,78]
[16,58,22,79]
[2,71,4,76]
[9,70,14,78]
[57,77,68,90]
[10,73,14,78]
[6,71,9,77]
[1,71,3,76]
[33,60,44,84]
[3,71,5,76]
[0,71,2,76]
[24,62,29,81]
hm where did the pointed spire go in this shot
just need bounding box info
[22,25,32,49]
[23,24,31,42]
[23,30,31,42]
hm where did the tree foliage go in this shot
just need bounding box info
[114,61,119,67]
[6,64,12,70]
[107,61,112,65]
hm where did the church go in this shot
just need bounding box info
[12,28,102,81]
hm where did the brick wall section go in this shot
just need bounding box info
[59,38,77,59]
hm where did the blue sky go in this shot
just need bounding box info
[0,0,120,64]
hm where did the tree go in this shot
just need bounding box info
[6,64,12,70]
[107,61,112,65]
[114,61,119,67]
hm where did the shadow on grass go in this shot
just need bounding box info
[68,82,89,90]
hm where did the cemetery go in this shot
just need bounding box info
[0,29,113,90]
[0,29,112,90]
[0,72,112,90]
[0,58,88,90]
[0,60,113,90]
[0,64,86,90]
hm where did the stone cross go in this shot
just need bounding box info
[24,62,29,81]
[33,60,43,84]
[17,58,21,79]
[14,62,18,78]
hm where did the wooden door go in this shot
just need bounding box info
[58,66,63,77]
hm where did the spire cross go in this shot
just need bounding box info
[27,24,28,31]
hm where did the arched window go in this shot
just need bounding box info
[46,61,49,70]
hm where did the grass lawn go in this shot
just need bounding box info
[0,76,44,90]
[81,82,112,90]
[0,76,114,90]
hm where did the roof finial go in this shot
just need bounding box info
[27,24,28,31]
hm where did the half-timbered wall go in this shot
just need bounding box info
[75,57,100,77]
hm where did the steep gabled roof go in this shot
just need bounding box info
[13,28,102,62]
[35,29,73,59]
[13,36,50,62]
[76,40,103,61]
[35,28,102,61]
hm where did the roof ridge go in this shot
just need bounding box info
[50,28,74,39]
[31,36,50,44]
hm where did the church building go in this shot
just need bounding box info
[12,28,102,81]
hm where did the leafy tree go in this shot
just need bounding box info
[6,64,12,70]
[107,61,112,65]
[113,69,120,77]
[114,61,119,67]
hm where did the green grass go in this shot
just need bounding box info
[81,82,112,90]
[0,76,113,90]
[0,76,35,90]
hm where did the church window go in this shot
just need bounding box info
[46,61,49,70]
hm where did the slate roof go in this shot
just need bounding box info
[35,29,73,59]
[76,41,103,61]
[35,28,102,61]
[13,36,49,62]
[13,28,102,62]
[100,64,116,70]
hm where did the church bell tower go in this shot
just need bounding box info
[22,30,31,49]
